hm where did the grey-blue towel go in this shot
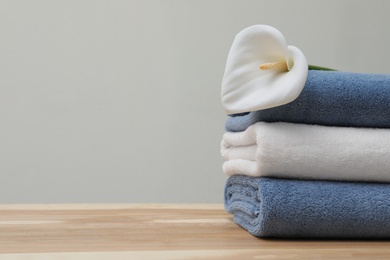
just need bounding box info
[225,70,390,132]
[225,175,390,238]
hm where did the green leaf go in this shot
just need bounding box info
[308,65,337,71]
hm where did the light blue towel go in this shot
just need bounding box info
[225,70,390,132]
[225,175,390,238]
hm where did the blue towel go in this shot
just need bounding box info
[225,175,390,238]
[225,70,390,132]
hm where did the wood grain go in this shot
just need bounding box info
[0,204,389,259]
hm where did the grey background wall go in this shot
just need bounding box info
[1,0,389,203]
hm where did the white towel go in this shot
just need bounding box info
[221,122,390,182]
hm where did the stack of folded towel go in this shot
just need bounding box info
[220,25,390,239]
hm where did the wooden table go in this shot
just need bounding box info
[0,204,389,259]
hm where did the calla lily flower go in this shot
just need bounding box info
[221,25,308,115]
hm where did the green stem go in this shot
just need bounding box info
[308,64,337,71]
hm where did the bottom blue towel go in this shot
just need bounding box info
[224,175,390,238]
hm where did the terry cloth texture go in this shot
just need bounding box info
[224,175,390,238]
[225,70,390,132]
[221,122,390,182]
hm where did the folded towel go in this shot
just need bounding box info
[221,122,390,182]
[225,70,390,132]
[225,175,390,238]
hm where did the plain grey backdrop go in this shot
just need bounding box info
[1,0,390,203]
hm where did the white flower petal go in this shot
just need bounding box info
[221,25,308,114]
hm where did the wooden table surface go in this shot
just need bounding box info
[0,204,389,259]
